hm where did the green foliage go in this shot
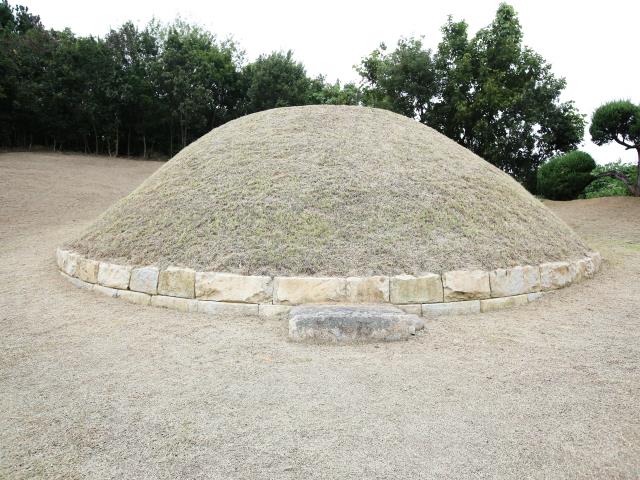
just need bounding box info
[243,50,311,113]
[358,3,585,191]
[0,3,358,157]
[308,77,361,105]
[537,151,596,200]
[356,38,437,121]
[583,161,638,199]
[589,100,640,196]
[0,0,585,181]
[590,100,640,148]
[156,21,244,154]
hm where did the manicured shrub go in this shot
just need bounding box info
[537,151,596,200]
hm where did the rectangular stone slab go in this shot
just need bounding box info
[158,266,195,298]
[77,257,100,284]
[273,277,347,305]
[442,270,490,301]
[97,262,131,290]
[346,276,390,303]
[540,261,572,290]
[195,272,272,303]
[288,305,424,343]
[390,274,443,304]
[151,295,198,313]
[130,266,159,295]
[422,300,480,317]
[480,294,529,313]
[60,250,80,277]
[489,265,540,297]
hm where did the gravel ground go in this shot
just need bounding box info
[1,152,639,479]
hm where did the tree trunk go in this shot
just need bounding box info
[127,128,131,157]
[143,134,147,159]
[180,111,187,149]
[595,171,640,196]
[93,126,99,155]
[636,148,640,196]
[115,129,119,157]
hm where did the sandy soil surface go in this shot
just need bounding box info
[1,152,639,480]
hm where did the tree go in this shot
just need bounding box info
[308,76,361,105]
[356,38,437,122]
[157,21,243,154]
[357,3,585,191]
[242,50,311,113]
[589,100,640,196]
[0,0,46,147]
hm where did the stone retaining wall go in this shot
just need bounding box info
[56,248,602,319]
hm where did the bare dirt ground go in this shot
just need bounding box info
[1,152,639,480]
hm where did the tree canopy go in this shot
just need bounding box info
[0,1,584,193]
[0,2,354,157]
[589,100,640,196]
[357,3,585,190]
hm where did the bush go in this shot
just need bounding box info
[583,161,638,198]
[537,151,596,200]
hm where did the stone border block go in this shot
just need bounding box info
[59,250,80,277]
[273,276,347,305]
[118,290,152,306]
[422,300,480,317]
[489,265,540,298]
[540,261,572,290]
[158,266,195,298]
[77,257,100,284]
[346,276,390,303]
[151,295,198,312]
[98,262,131,290]
[130,266,159,295]
[57,249,602,319]
[390,274,443,304]
[442,270,490,301]
[480,294,529,313]
[94,284,119,298]
[195,272,272,303]
[197,301,259,317]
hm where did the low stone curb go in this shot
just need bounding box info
[56,248,602,319]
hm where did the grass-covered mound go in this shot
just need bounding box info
[69,106,590,276]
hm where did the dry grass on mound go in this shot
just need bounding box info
[69,105,591,276]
